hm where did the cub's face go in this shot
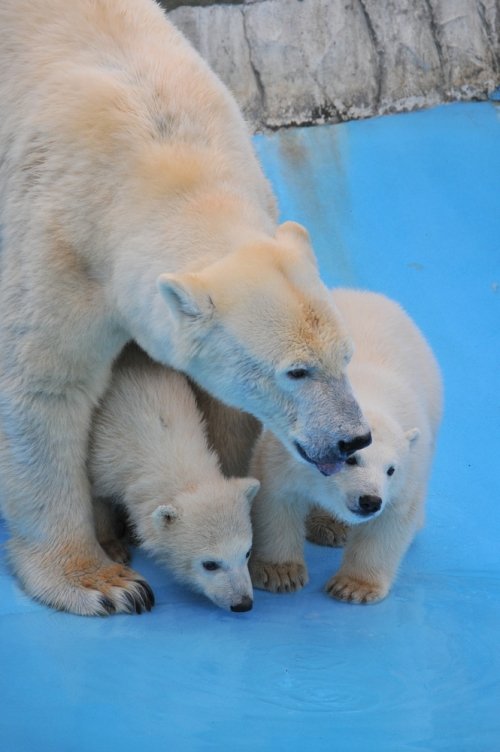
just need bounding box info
[326,411,420,524]
[158,223,371,476]
[151,477,259,611]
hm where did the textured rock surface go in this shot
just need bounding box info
[164,0,500,130]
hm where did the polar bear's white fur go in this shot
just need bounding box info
[0,0,369,613]
[250,290,443,603]
[89,345,259,612]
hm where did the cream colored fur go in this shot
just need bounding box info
[89,345,259,612]
[250,290,443,603]
[190,383,262,478]
[0,0,368,613]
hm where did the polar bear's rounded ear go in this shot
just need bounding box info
[152,504,179,527]
[276,221,310,245]
[405,428,420,445]
[237,478,261,506]
[275,221,317,268]
[157,273,214,319]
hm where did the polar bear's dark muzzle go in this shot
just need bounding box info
[338,433,372,456]
[294,431,372,477]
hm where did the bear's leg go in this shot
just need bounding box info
[93,497,131,565]
[190,381,262,478]
[250,489,310,593]
[325,496,423,604]
[1,389,153,614]
[305,506,349,547]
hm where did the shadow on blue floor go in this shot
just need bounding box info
[1,102,499,751]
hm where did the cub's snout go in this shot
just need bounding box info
[353,494,383,517]
[231,595,253,612]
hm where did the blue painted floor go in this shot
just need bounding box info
[1,101,499,751]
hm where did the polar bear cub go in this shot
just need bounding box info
[250,290,443,603]
[89,346,260,612]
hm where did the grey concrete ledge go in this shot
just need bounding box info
[162,0,500,131]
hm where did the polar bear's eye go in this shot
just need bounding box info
[286,368,309,380]
[202,561,220,571]
[346,456,358,466]
[246,548,252,559]
[387,466,395,476]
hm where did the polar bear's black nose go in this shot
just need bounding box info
[231,596,253,613]
[338,432,372,457]
[358,495,382,515]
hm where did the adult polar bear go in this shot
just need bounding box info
[0,0,370,614]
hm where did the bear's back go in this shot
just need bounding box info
[0,0,270,222]
[89,344,218,501]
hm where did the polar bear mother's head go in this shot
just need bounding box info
[158,222,371,475]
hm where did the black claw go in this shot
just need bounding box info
[98,595,116,615]
[131,586,148,614]
[136,580,155,610]
[122,590,140,614]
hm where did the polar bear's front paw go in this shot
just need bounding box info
[306,509,349,547]
[70,560,155,615]
[9,538,155,615]
[325,573,388,604]
[250,559,309,593]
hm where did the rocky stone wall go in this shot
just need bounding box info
[161,0,500,130]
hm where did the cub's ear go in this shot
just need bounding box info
[276,220,310,245]
[405,428,420,445]
[237,478,261,506]
[157,273,214,318]
[275,221,317,268]
[152,504,179,527]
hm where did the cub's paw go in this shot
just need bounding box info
[325,573,388,604]
[306,510,349,548]
[250,559,308,593]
